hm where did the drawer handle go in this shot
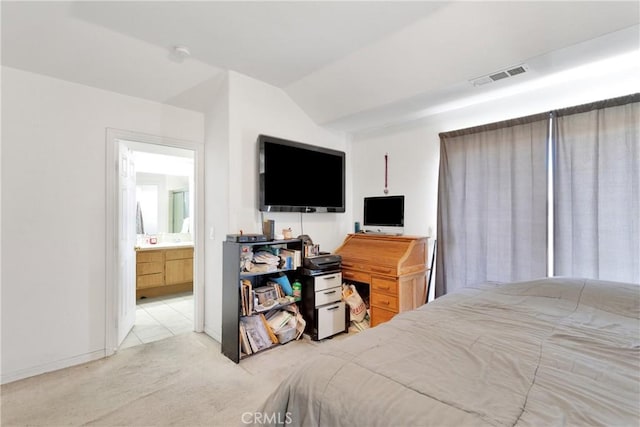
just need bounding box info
[327,305,340,311]
[378,285,390,290]
[381,300,390,305]
[322,275,337,280]
[323,290,337,295]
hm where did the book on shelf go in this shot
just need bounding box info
[279,251,293,270]
[240,315,274,353]
[239,323,252,355]
[240,281,247,316]
[265,309,294,333]
[269,282,284,299]
[279,249,302,269]
[241,279,253,316]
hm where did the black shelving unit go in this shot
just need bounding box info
[221,238,303,363]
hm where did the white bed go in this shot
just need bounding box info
[255,277,640,426]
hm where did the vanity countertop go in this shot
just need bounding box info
[135,242,194,251]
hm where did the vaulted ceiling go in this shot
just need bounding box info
[2,1,639,132]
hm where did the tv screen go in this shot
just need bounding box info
[363,195,404,227]
[259,135,345,213]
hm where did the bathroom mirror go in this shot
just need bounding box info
[136,175,190,235]
[132,147,194,240]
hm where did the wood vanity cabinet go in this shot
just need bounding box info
[334,234,428,327]
[136,250,164,289]
[165,248,194,285]
[136,246,193,298]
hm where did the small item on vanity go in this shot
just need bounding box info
[354,221,361,233]
[149,236,158,244]
[283,228,293,239]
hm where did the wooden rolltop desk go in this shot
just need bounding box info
[334,234,429,327]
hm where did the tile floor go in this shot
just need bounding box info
[120,292,194,349]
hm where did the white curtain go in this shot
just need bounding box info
[436,114,549,297]
[554,95,640,284]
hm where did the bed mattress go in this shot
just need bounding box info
[255,277,640,426]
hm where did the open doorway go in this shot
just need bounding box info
[105,129,203,355]
[124,145,195,348]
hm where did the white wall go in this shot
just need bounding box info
[202,73,230,341]
[351,57,640,291]
[351,122,439,238]
[1,66,204,383]
[202,71,350,340]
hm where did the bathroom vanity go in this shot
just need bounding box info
[135,243,193,299]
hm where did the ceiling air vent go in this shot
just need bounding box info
[507,66,526,76]
[470,63,529,87]
[489,71,509,81]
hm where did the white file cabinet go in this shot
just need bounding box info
[301,272,348,340]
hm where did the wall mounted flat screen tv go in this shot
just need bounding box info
[259,135,345,213]
[363,195,405,227]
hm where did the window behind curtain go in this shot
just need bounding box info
[436,114,549,297]
[553,96,640,283]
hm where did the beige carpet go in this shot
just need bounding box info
[1,332,345,426]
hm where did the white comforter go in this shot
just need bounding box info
[255,277,640,426]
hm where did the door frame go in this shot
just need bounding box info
[105,128,205,355]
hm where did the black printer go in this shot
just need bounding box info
[302,254,342,276]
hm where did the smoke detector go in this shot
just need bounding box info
[169,45,191,63]
[470,64,529,86]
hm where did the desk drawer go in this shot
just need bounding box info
[371,292,398,311]
[317,302,346,340]
[342,261,396,277]
[313,273,342,292]
[341,269,370,283]
[371,306,396,326]
[371,276,397,296]
[369,265,396,276]
[315,287,341,307]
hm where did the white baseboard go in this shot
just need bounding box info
[204,325,221,343]
[1,349,106,385]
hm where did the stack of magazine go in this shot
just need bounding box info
[239,305,302,356]
[239,314,276,355]
[265,310,294,334]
